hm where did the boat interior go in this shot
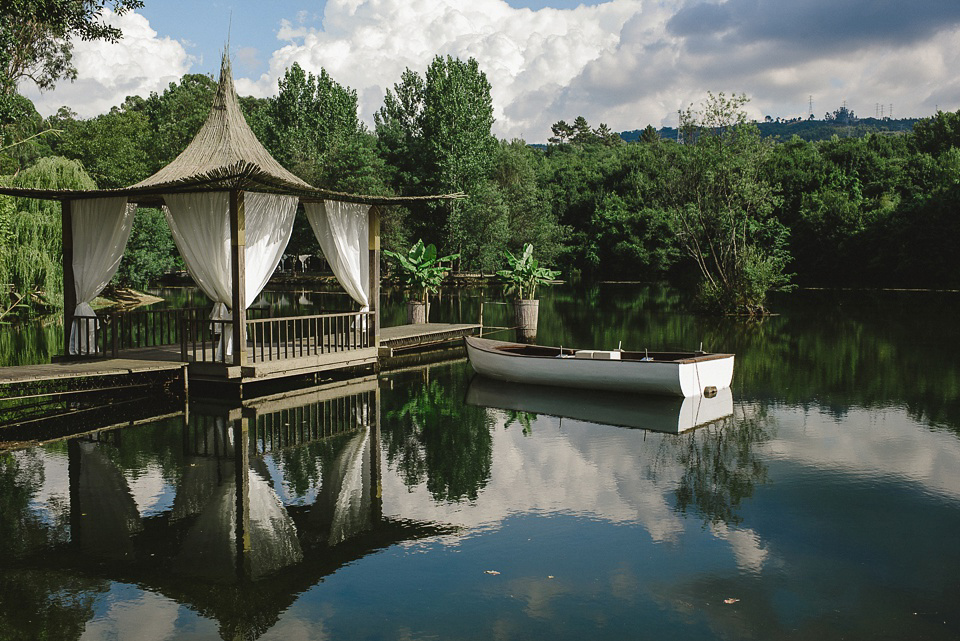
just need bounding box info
[493,343,711,362]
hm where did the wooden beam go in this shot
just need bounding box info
[61,200,76,355]
[230,190,247,366]
[368,206,381,347]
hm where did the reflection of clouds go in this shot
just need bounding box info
[126,464,175,517]
[710,523,768,574]
[79,591,181,641]
[383,412,688,543]
[766,405,960,501]
[23,448,70,527]
[259,616,330,641]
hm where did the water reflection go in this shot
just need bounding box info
[465,376,734,434]
[0,376,454,640]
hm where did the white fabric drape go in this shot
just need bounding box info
[304,201,370,310]
[69,197,136,355]
[164,191,297,356]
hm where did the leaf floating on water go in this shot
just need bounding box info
[484,570,501,575]
[724,598,740,604]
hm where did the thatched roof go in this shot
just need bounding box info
[0,55,464,207]
[131,55,314,194]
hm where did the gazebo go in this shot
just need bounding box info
[0,55,462,383]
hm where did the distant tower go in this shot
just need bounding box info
[677,110,682,144]
[809,95,814,118]
[890,104,893,119]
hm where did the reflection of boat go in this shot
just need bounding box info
[465,336,734,397]
[466,376,734,433]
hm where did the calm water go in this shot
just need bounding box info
[1,284,959,640]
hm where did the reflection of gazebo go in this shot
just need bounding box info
[32,375,455,641]
[0,54,461,384]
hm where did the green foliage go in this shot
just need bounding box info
[375,56,497,252]
[668,92,794,314]
[912,108,960,156]
[0,0,143,123]
[383,374,493,503]
[383,239,459,303]
[0,157,95,317]
[54,104,151,188]
[496,243,560,300]
[112,207,180,290]
[261,63,385,193]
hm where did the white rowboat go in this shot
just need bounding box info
[464,336,734,397]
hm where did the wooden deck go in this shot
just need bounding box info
[0,322,478,397]
[379,323,480,356]
[0,356,186,385]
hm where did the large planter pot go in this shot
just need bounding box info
[406,301,430,324]
[514,299,539,343]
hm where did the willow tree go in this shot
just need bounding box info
[0,156,95,318]
[668,92,794,315]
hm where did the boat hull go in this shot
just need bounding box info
[464,336,734,397]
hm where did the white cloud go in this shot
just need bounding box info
[242,0,960,140]
[21,0,960,141]
[243,0,646,140]
[21,9,193,118]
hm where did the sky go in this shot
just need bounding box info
[19,0,960,142]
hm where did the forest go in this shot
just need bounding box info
[2,43,960,317]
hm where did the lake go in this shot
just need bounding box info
[1,283,958,640]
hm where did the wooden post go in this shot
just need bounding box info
[230,190,247,366]
[368,206,381,348]
[62,200,76,356]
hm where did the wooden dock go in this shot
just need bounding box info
[0,322,478,402]
[379,323,480,357]
[0,357,186,385]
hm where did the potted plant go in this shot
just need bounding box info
[384,239,459,324]
[497,243,560,341]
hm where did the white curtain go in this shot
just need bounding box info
[304,201,370,310]
[164,191,297,357]
[69,197,136,355]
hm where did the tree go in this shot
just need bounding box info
[0,156,95,316]
[639,124,660,143]
[0,0,143,122]
[548,120,574,145]
[140,74,216,170]
[262,63,377,190]
[668,92,794,314]
[112,207,179,290]
[912,109,960,157]
[375,55,497,263]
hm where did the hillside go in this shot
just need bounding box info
[622,116,921,143]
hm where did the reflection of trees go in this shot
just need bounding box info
[504,410,536,436]
[662,407,773,526]
[0,451,105,639]
[383,370,493,502]
[0,451,69,561]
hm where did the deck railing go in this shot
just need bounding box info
[69,308,375,366]
[71,308,206,357]
[180,311,375,364]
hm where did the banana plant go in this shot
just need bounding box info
[496,243,560,300]
[384,239,459,304]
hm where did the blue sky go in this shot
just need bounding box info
[22,0,960,142]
